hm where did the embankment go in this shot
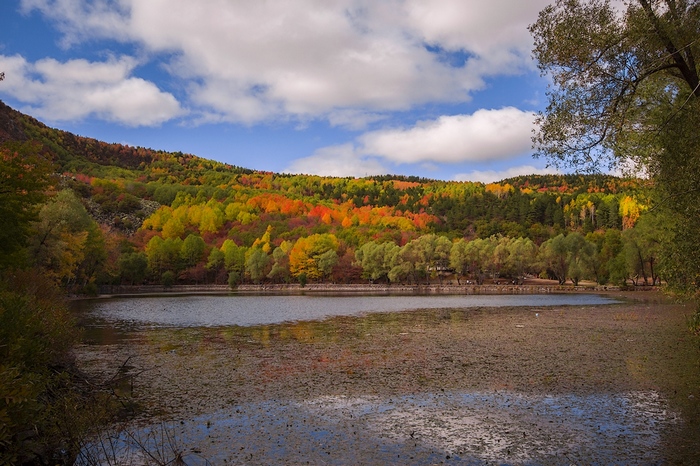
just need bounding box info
[94,282,659,297]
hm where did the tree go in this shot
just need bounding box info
[539,234,570,284]
[221,239,247,284]
[530,0,700,309]
[355,241,399,283]
[0,271,93,464]
[29,190,96,285]
[180,234,206,268]
[289,234,339,281]
[530,0,700,172]
[564,232,595,286]
[450,239,470,284]
[450,238,493,285]
[268,241,292,283]
[0,142,52,269]
[622,213,663,285]
[507,237,538,280]
[316,249,339,280]
[119,252,148,285]
[245,247,271,283]
[398,234,452,284]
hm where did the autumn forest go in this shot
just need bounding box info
[1,100,658,294]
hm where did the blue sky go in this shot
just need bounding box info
[0,0,559,182]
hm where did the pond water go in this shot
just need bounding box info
[73,293,697,464]
[74,293,619,329]
[79,390,677,465]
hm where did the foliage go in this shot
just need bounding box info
[0,142,52,269]
[119,252,148,285]
[530,0,700,172]
[0,271,102,464]
[530,0,700,308]
[0,99,655,290]
[28,189,101,287]
[289,233,340,281]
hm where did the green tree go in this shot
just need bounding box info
[161,270,176,287]
[530,0,700,172]
[355,241,399,283]
[29,190,97,286]
[565,232,595,286]
[245,247,271,283]
[268,241,292,283]
[221,239,247,284]
[450,239,470,284]
[0,142,52,269]
[180,234,206,268]
[316,249,339,280]
[530,0,700,309]
[583,227,630,286]
[507,237,538,280]
[450,238,494,285]
[145,236,183,276]
[0,271,100,464]
[206,246,225,271]
[119,252,148,285]
[539,234,570,285]
[622,214,663,285]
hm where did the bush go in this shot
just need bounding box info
[161,270,176,287]
[0,270,95,464]
[228,271,240,289]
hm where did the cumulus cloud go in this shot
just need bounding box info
[359,108,536,164]
[0,54,183,126]
[284,108,538,178]
[284,144,387,178]
[453,165,560,184]
[19,0,548,125]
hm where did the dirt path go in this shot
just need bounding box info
[76,292,700,464]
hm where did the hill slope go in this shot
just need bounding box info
[0,100,650,288]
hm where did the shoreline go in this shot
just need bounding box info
[89,282,661,299]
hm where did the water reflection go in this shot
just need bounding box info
[79,390,677,465]
[73,294,697,464]
[74,293,619,342]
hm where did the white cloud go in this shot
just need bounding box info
[404,0,550,54]
[284,144,387,178]
[286,108,539,179]
[19,0,547,125]
[359,108,535,164]
[453,165,559,184]
[326,110,388,131]
[0,54,183,126]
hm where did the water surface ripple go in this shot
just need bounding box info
[78,293,619,328]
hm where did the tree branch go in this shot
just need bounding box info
[638,0,700,96]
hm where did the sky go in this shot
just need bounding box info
[0,0,561,183]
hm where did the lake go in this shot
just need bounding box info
[73,293,620,330]
[73,292,700,464]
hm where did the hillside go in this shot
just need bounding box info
[0,100,654,290]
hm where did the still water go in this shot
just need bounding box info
[75,293,691,464]
[74,293,619,329]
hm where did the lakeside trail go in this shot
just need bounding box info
[75,290,700,464]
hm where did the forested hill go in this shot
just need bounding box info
[0,100,653,290]
[0,99,253,175]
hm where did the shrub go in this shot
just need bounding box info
[0,270,91,464]
[161,270,176,287]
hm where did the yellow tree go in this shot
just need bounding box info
[29,190,95,286]
[289,234,339,281]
